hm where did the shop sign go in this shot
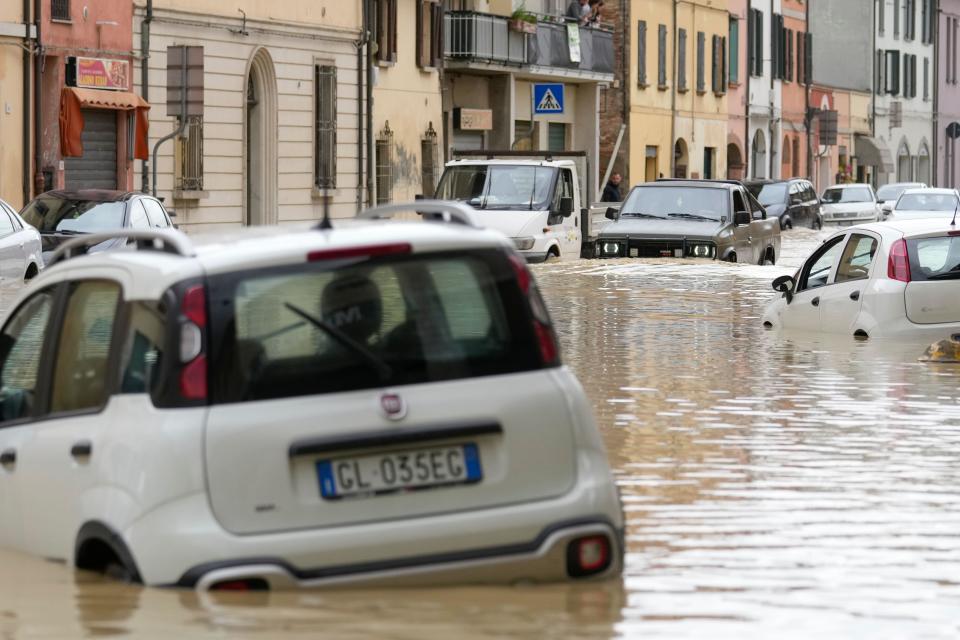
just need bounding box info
[454,108,493,131]
[74,57,129,91]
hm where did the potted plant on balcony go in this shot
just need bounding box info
[509,6,538,34]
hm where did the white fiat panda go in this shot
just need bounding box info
[0,202,623,590]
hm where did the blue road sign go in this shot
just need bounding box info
[533,83,565,115]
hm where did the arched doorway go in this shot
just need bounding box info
[726,142,744,179]
[917,141,931,185]
[751,131,766,179]
[674,138,689,178]
[897,140,912,182]
[245,48,278,226]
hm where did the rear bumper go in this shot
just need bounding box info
[180,518,623,590]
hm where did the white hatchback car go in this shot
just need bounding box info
[762,218,960,340]
[0,202,623,590]
[820,183,882,225]
[885,188,960,221]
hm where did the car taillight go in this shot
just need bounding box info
[887,238,911,282]
[507,253,560,367]
[567,535,612,578]
[179,284,208,400]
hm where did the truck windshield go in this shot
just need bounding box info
[620,186,728,221]
[435,165,557,210]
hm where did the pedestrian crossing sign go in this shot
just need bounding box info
[533,83,565,114]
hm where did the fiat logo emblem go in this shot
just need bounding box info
[380,393,407,420]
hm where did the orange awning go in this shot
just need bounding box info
[59,87,151,160]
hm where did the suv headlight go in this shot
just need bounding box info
[686,243,716,258]
[513,236,535,250]
[602,241,620,256]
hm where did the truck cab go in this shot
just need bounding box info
[432,159,583,262]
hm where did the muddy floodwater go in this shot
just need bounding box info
[3,229,960,638]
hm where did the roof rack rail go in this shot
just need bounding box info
[352,200,480,228]
[47,229,196,267]
[655,178,746,187]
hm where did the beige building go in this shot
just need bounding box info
[370,0,445,203]
[0,4,32,208]
[134,0,364,231]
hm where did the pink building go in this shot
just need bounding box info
[937,0,960,188]
[38,0,147,193]
[727,0,749,179]
[780,0,808,180]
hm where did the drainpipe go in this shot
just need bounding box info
[769,0,775,180]
[669,0,677,177]
[745,8,751,178]
[357,0,368,210]
[365,0,375,206]
[141,0,153,193]
[21,0,31,203]
[33,0,42,194]
[620,0,628,174]
[932,1,940,186]
[804,0,812,181]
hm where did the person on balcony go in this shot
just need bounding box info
[565,0,590,25]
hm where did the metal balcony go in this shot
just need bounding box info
[444,12,615,78]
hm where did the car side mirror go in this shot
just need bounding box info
[772,274,795,303]
[881,203,893,213]
[605,207,618,220]
[558,197,574,217]
[414,193,426,201]
[734,210,751,226]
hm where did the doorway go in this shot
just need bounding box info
[645,146,658,182]
[64,109,118,190]
[245,48,278,226]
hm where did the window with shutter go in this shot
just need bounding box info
[923,56,929,101]
[711,35,719,93]
[696,31,705,93]
[804,32,812,85]
[638,21,648,87]
[786,28,793,82]
[729,17,739,85]
[770,14,779,79]
[375,0,398,63]
[797,31,804,85]
[314,64,337,189]
[751,9,764,77]
[879,0,885,34]
[721,36,728,93]
[431,2,443,68]
[876,49,884,95]
[658,24,668,88]
[894,0,900,38]
[912,54,918,98]
[678,28,688,92]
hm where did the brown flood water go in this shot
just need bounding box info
[3,228,960,638]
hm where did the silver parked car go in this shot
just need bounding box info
[886,188,960,221]
[820,183,882,225]
[597,180,782,264]
[0,198,43,280]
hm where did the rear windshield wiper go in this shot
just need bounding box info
[667,213,717,221]
[283,302,392,381]
[925,270,960,281]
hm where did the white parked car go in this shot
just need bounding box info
[0,202,623,590]
[0,198,43,280]
[885,188,960,221]
[820,183,882,225]
[762,218,960,340]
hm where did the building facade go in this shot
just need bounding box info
[442,0,614,202]
[37,0,143,194]
[747,0,782,179]
[0,3,32,208]
[936,0,960,188]
[134,0,363,231]
[780,0,808,180]
[874,0,936,186]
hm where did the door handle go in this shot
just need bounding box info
[70,441,93,459]
[811,296,820,307]
[0,449,16,466]
[850,290,861,301]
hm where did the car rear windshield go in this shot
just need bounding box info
[21,197,125,233]
[822,187,873,204]
[896,193,958,211]
[207,250,545,404]
[908,236,960,281]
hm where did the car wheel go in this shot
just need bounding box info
[784,219,793,230]
[761,248,776,266]
[726,252,737,263]
[545,248,560,263]
[23,263,38,281]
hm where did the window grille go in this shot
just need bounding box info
[175,116,203,192]
[314,64,337,189]
[421,123,439,196]
[376,123,394,205]
[51,0,70,21]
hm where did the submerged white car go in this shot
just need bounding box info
[0,202,623,590]
[820,183,882,225]
[762,219,960,340]
[885,188,960,221]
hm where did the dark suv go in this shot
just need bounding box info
[744,179,823,230]
[20,190,174,264]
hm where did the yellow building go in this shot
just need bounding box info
[134,0,364,229]
[370,0,444,203]
[627,0,729,184]
[0,3,32,208]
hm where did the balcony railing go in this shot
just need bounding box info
[444,11,614,76]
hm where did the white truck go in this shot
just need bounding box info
[431,152,591,262]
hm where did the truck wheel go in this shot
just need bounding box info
[761,248,776,265]
[545,248,560,262]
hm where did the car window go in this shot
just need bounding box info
[895,193,958,211]
[804,184,818,201]
[732,190,747,213]
[835,234,879,282]
[208,251,542,404]
[50,281,121,414]
[756,183,786,206]
[0,202,21,230]
[798,236,846,291]
[0,290,54,425]
[142,199,170,228]
[129,201,150,229]
[119,302,166,396]
[0,211,14,237]
[822,187,874,203]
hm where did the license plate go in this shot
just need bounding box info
[316,444,482,499]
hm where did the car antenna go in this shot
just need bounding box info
[952,199,959,227]
[319,185,332,230]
